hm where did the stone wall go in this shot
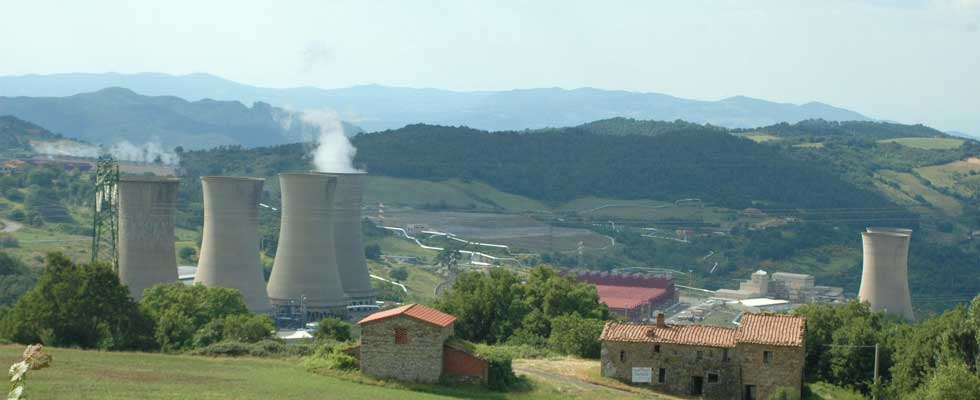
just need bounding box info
[360,315,451,383]
[601,341,739,399]
[736,343,804,400]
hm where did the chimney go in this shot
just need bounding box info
[656,313,666,328]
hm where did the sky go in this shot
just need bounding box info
[0,0,978,133]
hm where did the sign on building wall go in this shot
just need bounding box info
[631,367,652,383]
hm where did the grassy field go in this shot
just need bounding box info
[876,170,962,215]
[878,137,964,150]
[743,133,782,143]
[916,157,980,197]
[0,345,648,400]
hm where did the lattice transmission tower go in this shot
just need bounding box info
[91,155,120,270]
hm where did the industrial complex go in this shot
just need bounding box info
[107,168,376,324]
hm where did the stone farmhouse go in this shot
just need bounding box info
[354,303,488,384]
[599,313,805,400]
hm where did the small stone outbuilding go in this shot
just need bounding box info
[599,313,805,400]
[356,303,488,384]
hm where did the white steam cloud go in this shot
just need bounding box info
[276,108,362,173]
[32,140,180,165]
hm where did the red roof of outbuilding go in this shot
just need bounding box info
[357,303,457,328]
[595,285,668,310]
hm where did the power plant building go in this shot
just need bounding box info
[328,173,376,311]
[567,270,677,322]
[117,175,179,300]
[859,228,915,321]
[194,176,272,314]
[267,172,347,320]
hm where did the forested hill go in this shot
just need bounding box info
[348,124,888,209]
[578,118,949,140]
[736,119,948,139]
[0,88,362,150]
[0,116,63,157]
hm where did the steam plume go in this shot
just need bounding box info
[32,140,180,165]
[275,108,361,173]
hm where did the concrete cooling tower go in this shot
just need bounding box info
[267,172,346,319]
[117,176,179,300]
[859,228,914,321]
[328,172,376,307]
[195,177,272,314]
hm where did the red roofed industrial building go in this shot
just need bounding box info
[568,270,678,322]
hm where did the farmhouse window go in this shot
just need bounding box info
[763,351,773,365]
[708,373,719,383]
[394,327,408,344]
[658,368,666,384]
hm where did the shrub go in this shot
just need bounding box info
[389,267,408,282]
[189,341,250,357]
[768,386,801,400]
[303,343,358,372]
[469,342,519,390]
[313,317,351,342]
[364,243,381,260]
[222,314,275,343]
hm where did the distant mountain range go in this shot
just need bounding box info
[0,72,870,133]
[0,87,360,150]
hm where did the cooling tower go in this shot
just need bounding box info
[195,177,272,314]
[328,172,376,306]
[859,229,914,321]
[117,176,179,300]
[267,172,346,318]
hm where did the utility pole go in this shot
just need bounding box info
[91,155,120,270]
[874,343,880,399]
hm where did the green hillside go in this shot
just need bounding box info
[0,116,63,157]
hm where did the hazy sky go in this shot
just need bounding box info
[1,0,978,133]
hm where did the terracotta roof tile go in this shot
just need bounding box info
[736,313,805,347]
[600,312,806,348]
[357,303,457,328]
[600,321,738,348]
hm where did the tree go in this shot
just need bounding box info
[909,361,980,400]
[364,243,381,260]
[389,267,408,282]
[178,246,197,261]
[435,266,610,345]
[313,317,352,342]
[435,268,528,343]
[140,283,250,351]
[547,314,604,358]
[0,253,155,350]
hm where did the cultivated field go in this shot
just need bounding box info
[876,170,962,215]
[878,137,964,150]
